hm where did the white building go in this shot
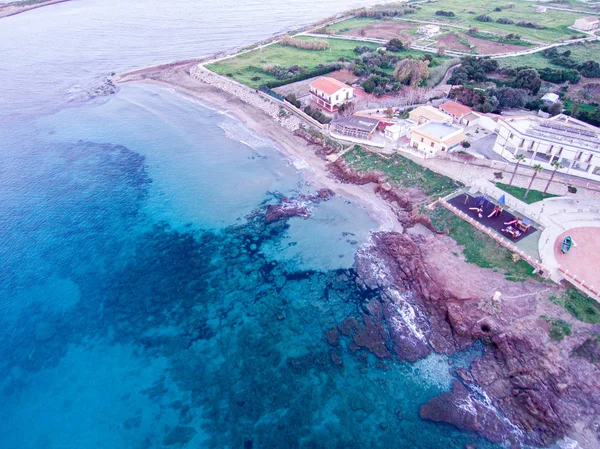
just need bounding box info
[535,5,547,13]
[417,24,441,37]
[309,77,354,113]
[493,114,600,181]
[409,121,466,158]
[573,16,600,32]
[541,93,560,105]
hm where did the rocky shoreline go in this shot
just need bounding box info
[116,61,600,448]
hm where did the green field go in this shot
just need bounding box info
[206,37,380,88]
[207,36,448,88]
[498,41,600,69]
[404,0,587,43]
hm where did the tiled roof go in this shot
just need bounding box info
[440,101,472,117]
[309,77,350,96]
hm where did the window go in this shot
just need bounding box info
[336,95,339,101]
[430,142,434,148]
[509,133,514,139]
[420,138,424,143]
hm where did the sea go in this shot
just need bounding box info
[0,1,504,448]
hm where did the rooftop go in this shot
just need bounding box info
[577,16,600,23]
[416,121,463,140]
[333,115,380,133]
[409,105,451,123]
[309,77,350,96]
[440,101,472,118]
[502,115,600,152]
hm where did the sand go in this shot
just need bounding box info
[0,0,70,19]
[115,62,404,234]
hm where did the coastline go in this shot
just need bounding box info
[116,62,404,234]
[0,0,70,19]
[115,61,600,448]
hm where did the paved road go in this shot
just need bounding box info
[469,133,505,162]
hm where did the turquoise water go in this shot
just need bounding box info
[0,1,508,448]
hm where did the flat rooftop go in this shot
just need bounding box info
[418,121,461,139]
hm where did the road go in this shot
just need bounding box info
[468,133,505,162]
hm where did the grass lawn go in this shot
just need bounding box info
[405,0,587,42]
[428,207,537,281]
[550,289,600,324]
[207,37,379,88]
[342,145,459,197]
[563,100,598,115]
[498,41,600,70]
[495,182,558,204]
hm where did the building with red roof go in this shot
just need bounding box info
[439,101,472,122]
[309,77,354,113]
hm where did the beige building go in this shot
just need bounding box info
[573,16,600,32]
[408,106,451,124]
[409,121,466,158]
[309,77,354,113]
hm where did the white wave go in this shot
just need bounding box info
[218,120,272,150]
[386,287,427,343]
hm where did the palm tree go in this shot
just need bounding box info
[544,159,562,195]
[508,154,526,188]
[524,164,543,200]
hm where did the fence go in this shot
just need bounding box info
[558,267,600,302]
[438,199,545,274]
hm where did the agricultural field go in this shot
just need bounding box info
[403,0,589,43]
[498,41,600,69]
[326,17,420,40]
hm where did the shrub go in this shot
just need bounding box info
[263,63,341,88]
[251,76,261,82]
[578,60,600,78]
[475,15,493,22]
[462,141,471,148]
[303,105,331,124]
[494,87,528,109]
[513,68,541,94]
[435,10,455,17]
[354,45,372,54]
[279,36,329,50]
[568,185,578,194]
[386,38,405,52]
[516,20,543,29]
[285,94,301,108]
[538,67,580,84]
[496,17,514,24]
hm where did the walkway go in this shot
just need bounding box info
[555,228,600,298]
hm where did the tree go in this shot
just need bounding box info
[524,164,543,199]
[508,154,526,187]
[437,44,446,56]
[544,159,562,194]
[548,101,563,116]
[513,68,541,94]
[494,87,527,109]
[386,38,404,52]
[393,58,430,86]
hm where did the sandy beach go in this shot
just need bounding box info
[116,62,405,234]
[0,0,70,19]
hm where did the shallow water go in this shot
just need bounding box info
[1,1,505,448]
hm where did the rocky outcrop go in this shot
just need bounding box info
[420,380,509,444]
[264,188,334,224]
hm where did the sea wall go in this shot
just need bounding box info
[190,65,304,133]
